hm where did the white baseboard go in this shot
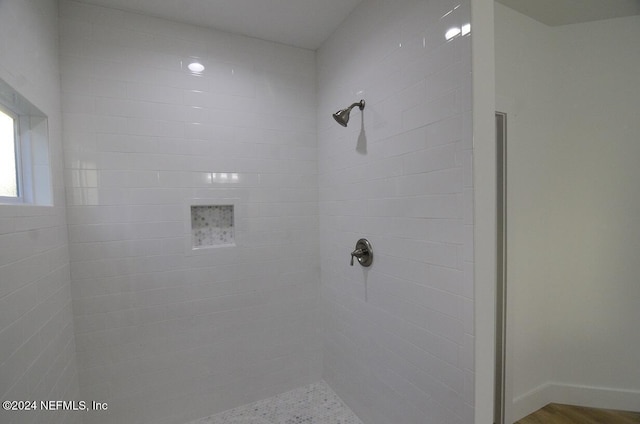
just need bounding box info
[511,383,552,423]
[511,382,640,423]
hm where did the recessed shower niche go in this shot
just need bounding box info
[190,204,235,248]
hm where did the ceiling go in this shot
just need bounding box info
[76,0,364,50]
[496,0,640,26]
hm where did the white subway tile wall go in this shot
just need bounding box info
[0,1,476,423]
[317,0,474,423]
[60,1,320,423]
[0,2,81,424]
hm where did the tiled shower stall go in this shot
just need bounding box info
[0,0,474,423]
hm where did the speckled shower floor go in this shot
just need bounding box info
[185,381,363,424]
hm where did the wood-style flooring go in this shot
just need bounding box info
[516,403,640,424]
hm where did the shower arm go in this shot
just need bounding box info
[349,100,365,111]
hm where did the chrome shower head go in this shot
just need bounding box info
[332,100,365,127]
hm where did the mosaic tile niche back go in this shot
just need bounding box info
[191,205,234,248]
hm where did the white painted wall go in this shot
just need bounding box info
[471,0,496,421]
[317,0,475,422]
[495,3,640,421]
[550,13,640,407]
[59,2,319,423]
[0,1,81,424]
[494,5,560,420]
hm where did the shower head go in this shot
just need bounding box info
[332,100,365,127]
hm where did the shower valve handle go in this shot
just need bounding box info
[350,248,366,266]
[350,239,373,267]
